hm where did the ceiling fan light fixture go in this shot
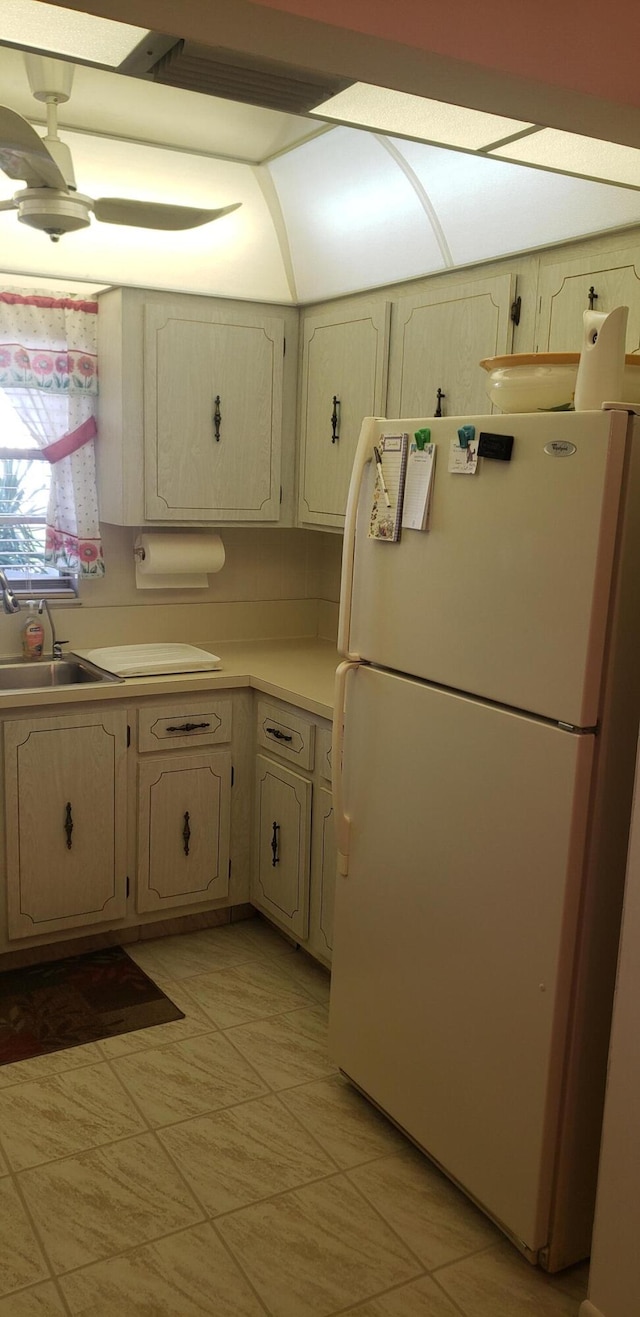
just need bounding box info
[15,187,92,238]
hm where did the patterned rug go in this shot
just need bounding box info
[0,945,184,1066]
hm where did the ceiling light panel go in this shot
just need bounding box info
[0,1,147,67]
[492,128,640,189]
[311,83,532,150]
[267,126,448,302]
[0,133,292,302]
[391,138,640,266]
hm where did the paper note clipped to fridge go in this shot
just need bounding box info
[402,440,436,531]
[368,433,408,541]
[448,428,479,475]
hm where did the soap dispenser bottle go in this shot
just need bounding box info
[21,601,45,661]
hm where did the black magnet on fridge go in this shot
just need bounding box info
[478,432,514,461]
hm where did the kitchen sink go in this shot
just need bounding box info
[0,657,123,690]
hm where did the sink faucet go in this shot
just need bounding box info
[39,599,67,660]
[0,571,20,615]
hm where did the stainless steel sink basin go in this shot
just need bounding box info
[0,657,123,691]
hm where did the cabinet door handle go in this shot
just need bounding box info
[331,395,340,443]
[64,801,73,849]
[213,395,222,441]
[166,722,211,733]
[271,820,280,866]
[266,726,293,742]
[434,387,446,417]
[183,811,191,856]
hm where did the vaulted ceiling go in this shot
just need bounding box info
[1,37,640,304]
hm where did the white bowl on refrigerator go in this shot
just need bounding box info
[480,352,640,413]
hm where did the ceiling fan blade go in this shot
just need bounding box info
[0,107,67,190]
[92,197,241,231]
[0,199,18,213]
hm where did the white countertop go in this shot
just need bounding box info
[0,639,339,720]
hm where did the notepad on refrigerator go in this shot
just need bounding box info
[402,442,436,531]
[368,433,408,542]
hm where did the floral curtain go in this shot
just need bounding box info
[0,290,104,576]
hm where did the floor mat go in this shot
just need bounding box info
[0,945,184,1065]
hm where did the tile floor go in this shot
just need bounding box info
[0,916,590,1316]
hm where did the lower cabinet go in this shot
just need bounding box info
[0,685,332,960]
[4,708,128,940]
[253,754,311,940]
[251,700,336,964]
[137,751,231,912]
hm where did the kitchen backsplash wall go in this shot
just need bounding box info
[0,524,343,659]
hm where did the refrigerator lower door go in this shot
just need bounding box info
[329,665,594,1256]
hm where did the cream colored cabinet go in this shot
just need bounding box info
[96,286,297,527]
[536,244,640,353]
[253,754,311,940]
[134,694,245,917]
[251,700,335,962]
[297,303,390,528]
[137,751,231,913]
[387,272,516,418]
[4,709,128,940]
[144,304,284,522]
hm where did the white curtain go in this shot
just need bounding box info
[0,291,104,576]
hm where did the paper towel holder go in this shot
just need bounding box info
[133,531,225,590]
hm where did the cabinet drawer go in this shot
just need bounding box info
[316,725,332,784]
[138,700,232,752]
[256,701,314,770]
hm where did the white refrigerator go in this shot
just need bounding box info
[329,406,640,1273]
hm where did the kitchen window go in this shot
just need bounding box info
[0,387,76,595]
[0,290,103,590]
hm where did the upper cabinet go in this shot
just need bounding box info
[387,272,516,419]
[535,244,640,353]
[144,304,283,522]
[96,287,298,527]
[297,303,390,529]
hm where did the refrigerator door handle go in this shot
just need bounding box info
[338,416,386,659]
[333,659,359,875]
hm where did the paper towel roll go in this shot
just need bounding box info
[574,306,629,410]
[134,532,225,589]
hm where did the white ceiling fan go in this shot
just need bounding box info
[0,54,241,242]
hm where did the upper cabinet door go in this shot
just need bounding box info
[144,304,284,521]
[536,245,640,353]
[297,303,390,528]
[387,273,515,419]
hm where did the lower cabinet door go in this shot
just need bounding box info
[309,786,337,964]
[4,709,128,939]
[253,754,311,940]
[137,751,231,912]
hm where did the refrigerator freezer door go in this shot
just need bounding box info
[346,410,629,727]
[329,665,594,1254]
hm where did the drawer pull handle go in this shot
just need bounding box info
[64,801,73,849]
[331,394,340,444]
[266,726,293,742]
[166,722,211,733]
[213,394,221,441]
[183,811,191,856]
[271,820,280,866]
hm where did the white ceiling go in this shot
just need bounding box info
[1,41,640,304]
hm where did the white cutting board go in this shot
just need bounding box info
[75,644,221,677]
